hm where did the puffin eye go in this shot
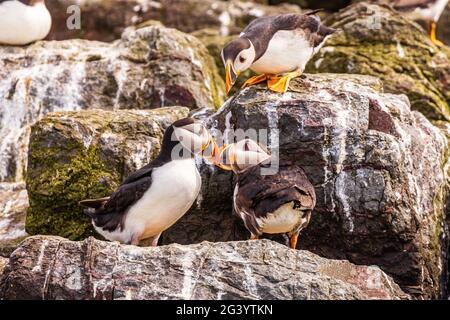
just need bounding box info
[239,56,245,63]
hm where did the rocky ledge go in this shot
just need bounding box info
[172,73,450,299]
[307,2,450,121]
[0,236,408,300]
[0,24,224,184]
[23,73,449,299]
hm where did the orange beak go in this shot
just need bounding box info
[202,140,234,171]
[213,144,234,171]
[225,60,239,95]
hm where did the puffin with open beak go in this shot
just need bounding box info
[0,0,52,45]
[80,118,215,247]
[392,0,448,46]
[221,12,337,94]
[215,139,316,249]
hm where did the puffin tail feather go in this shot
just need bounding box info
[79,197,109,212]
[318,25,338,37]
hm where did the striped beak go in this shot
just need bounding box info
[203,141,229,169]
[225,60,239,95]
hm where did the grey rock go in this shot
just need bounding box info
[46,0,301,41]
[0,24,224,183]
[0,257,8,278]
[0,183,28,257]
[166,73,449,299]
[0,236,408,300]
[306,2,450,122]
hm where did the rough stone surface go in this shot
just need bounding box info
[0,25,224,184]
[306,3,450,122]
[167,74,449,299]
[25,107,189,240]
[0,257,8,277]
[0,183,28,257]
[269,0,351,11]
[46,0,301,41]
[350,1,450,46]
[0,236,408,300]
[438,3,450,46]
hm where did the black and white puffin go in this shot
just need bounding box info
[0,0,52,45]
[215,139,316,249]
[80,118,215,247]
[221,12,337,94]
[392,0,448,46]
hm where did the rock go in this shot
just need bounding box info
[306,3,450,122]
[0,257,8,277]
[46,0,301,41]
[169,73,447,299]
[0,236,408,300]
[351,1,450,46]
[0,183,28,257]
[269,0,351,11]
[438,3,450,46]
[0,25,224,183]
[25,107,189,240]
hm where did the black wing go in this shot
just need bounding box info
[241,14,335,60]
[81,163,155,232]
[235,164,316,236]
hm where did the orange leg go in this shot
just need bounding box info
[242,74,269,88]
[429,21,444,46]
[289,233,298,249]
[250,234,259,240]
[267,70,302,93]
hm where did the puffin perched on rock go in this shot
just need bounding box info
[80,118,214,247]
[0,0,52,45]
[392,0,448,46]
[221,12,337,94]
[215,139,316,249]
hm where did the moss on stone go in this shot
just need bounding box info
[306,3,450,122]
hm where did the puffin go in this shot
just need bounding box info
[215,139,316,249]
[79,118,215,247]
[392,0,448,46]
[221,12,337,94]
[0,0,52,46]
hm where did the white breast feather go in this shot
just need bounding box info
[94,159,201,243]
[0,1,52,45]
[404,0,448,22]
[250,29,314,75]
[257,202,305,234]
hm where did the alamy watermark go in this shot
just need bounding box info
[171,125,280,175]
[66,5,81,30]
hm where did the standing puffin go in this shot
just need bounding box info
[221,12,337,94]
[0,0,52,45]
[215,139,316,249]
[80,118,214,247]
[392,0,448,46]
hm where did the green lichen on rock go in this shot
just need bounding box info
[306,3,450,122]
[25,107,189,240]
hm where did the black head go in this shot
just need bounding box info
[159,117,213,161]
[221,38,255,94]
